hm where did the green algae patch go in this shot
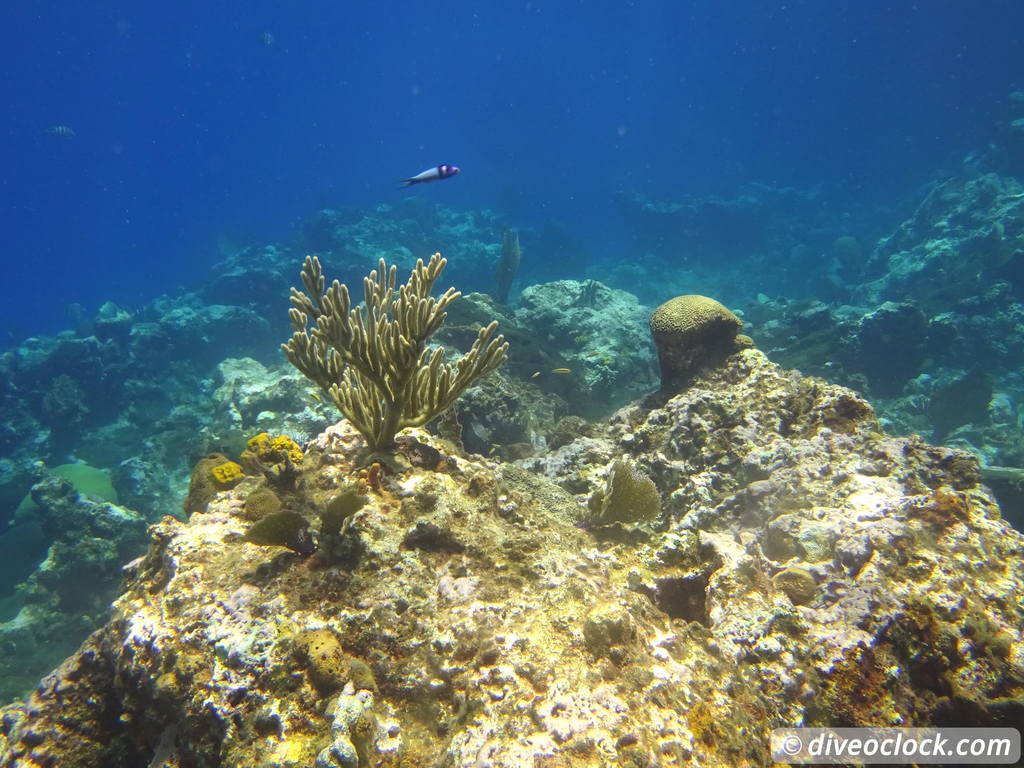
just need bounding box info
[14,462,119,520]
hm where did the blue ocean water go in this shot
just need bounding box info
[3,1,1022,340]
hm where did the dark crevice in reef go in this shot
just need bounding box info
[653,573,710,626]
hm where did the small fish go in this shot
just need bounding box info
[310,391,321,402]
[47,125,75,138]
[530,371,541,378]
[552,368,572,374]
[261,31,276,47]
[400,164,460,188]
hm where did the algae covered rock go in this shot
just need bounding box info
[515,279,657,412]
[317,690,377,768]
[0,474,147,702]
[296,628,349,695]
[184,453,240,516]
[3,354,1023,768]
[582,602,634,658]
[772,565,818,606]
[847,301,930,396]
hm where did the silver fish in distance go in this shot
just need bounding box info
[400,164,460,187]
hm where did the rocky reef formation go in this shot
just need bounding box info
[2,348,1020,767]
[612,184,888,307]
[0,296,279,525]
[2,169,1024,764]
[435,281,655,458]
[858,173,1024,311]
[0,473,147,702]
[297,203,510,298]
[610,170,1017,527]
[514,279,656,412]
[742,173,1024,481]
[612,170,1024,491]
[297,202,590,298]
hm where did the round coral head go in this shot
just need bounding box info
[649,295,743,391]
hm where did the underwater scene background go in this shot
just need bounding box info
[2,2,1024,766]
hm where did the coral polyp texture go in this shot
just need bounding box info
[2,349,1021,767]
[282,254,508,451]
[649,294,748,391]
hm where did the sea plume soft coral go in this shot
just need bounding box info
[283,254,508,451]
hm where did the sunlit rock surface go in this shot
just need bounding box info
[2,350,1021,767]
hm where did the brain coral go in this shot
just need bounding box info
[648,295,745,391]
[587,458,660,526]
[242,487,282,521]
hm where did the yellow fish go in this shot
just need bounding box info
[552,368,572,374]
[309,391,321,402]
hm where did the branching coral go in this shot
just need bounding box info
[283,254,508,451]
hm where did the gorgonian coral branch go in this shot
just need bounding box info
[283,254,508,451]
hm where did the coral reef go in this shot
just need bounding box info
[514,279,657,412]
[0,292,276,526]
[296,202,512,296]
[0,238,575,700]
[739,172,1024,479]
[213,356,331,436]
[1,165,1023,765]
[0,473,146,702]
[2,350,1020,767]
[858,174,1024,311]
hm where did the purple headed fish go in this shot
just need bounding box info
[400,164,460,187]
